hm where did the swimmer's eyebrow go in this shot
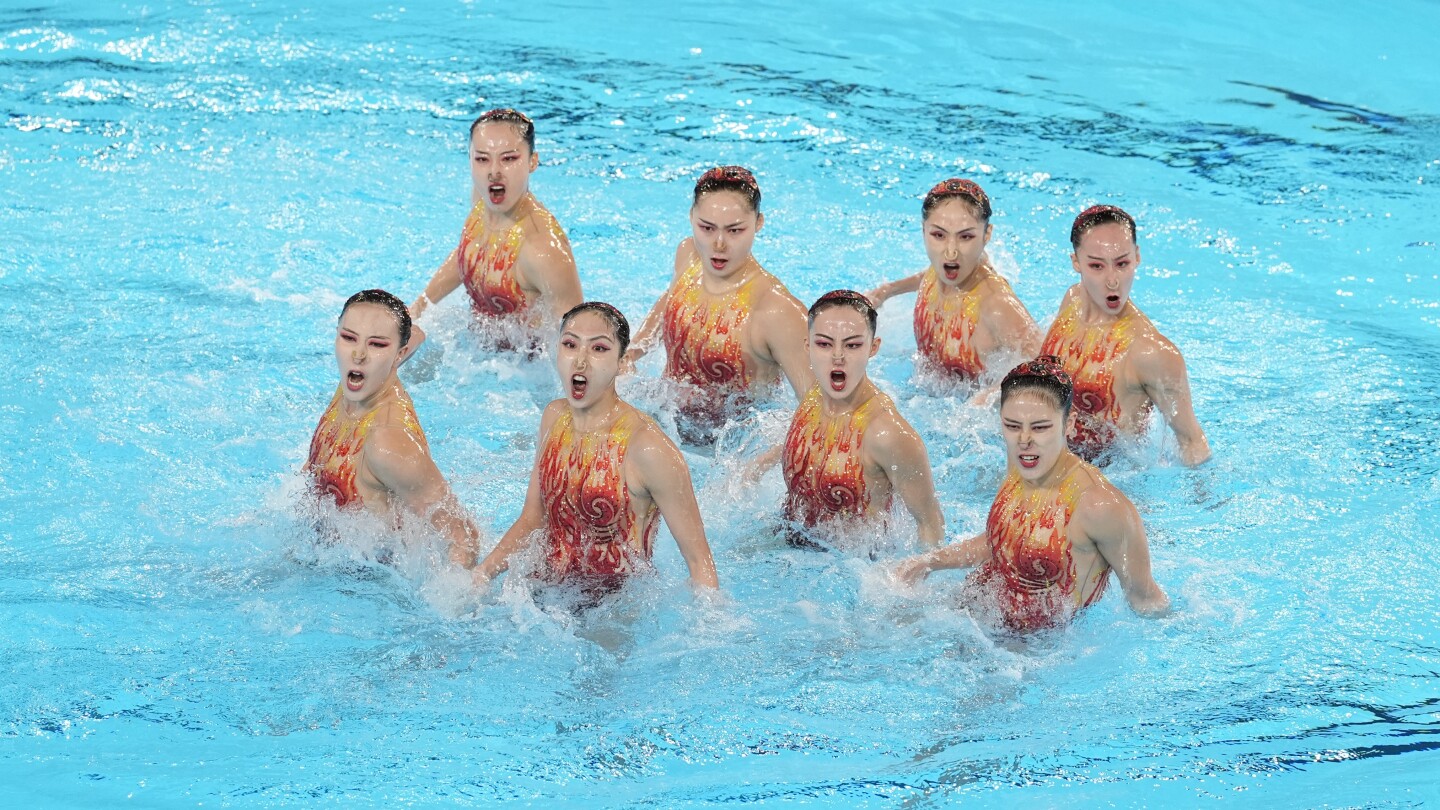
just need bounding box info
[812,331,866,343]
[1083,250,1133,261]
[695,216,747,229]
[560,329,613,344]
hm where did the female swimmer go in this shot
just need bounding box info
[410,108,582,350]
[473,303,720,595]
[306,289,479,566]
[777,290,945,550]
[1038,205,1210,465]
[868,178,1038,382]
[626,165,813,445]
[894,357,1169,632]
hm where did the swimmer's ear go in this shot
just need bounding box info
[1064,408,1077,435]
[1133,245,1142,268]
[754,211,765,232]
[528,151,539,171]
[869,336,881,357]
[1070,251,1082,275]
[982,223,993,245]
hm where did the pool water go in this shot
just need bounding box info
[3,1,1439,806]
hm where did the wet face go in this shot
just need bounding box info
[335,303,408,404]
[556,310,622,410]
[470,122,538,215]
[1071,221,1140,314]
[808,305,879,402]
[923,197,992,286]
[690,190,763,279]
[1000,390,1073,482]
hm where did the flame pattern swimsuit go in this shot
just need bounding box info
[457,202,569,320]
[912,266,1012,380]
[1039,294,1150,460]
[307,388,428,508]
[782,387,888,528]
[537,409,659,586]
[966,467,1109,633]
[661,256,778,443]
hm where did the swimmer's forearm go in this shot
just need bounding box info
[413,250,461,316]
[926,532,989,571]
[1177,431,1211,467]
[868,272,923,306]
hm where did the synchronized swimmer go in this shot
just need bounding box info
[303,107,1212,633]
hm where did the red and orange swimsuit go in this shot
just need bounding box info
[912,266,1012,380]
[537,409,659,588]
[306,388,428,508]
[965,467,1109,633]
[456,202,568,326]
[1039,295,1150,460]
[782,387,889,529]
[661,256,779,443]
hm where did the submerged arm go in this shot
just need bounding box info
[893,530,990,585]
[759,293,817,400]
[1137,336,1211,466]
[631,430,719,589]
[1082,488,1170,616]
[365,425,480,568]
[522,230,583,323]
[870,418,945,549]
[472,405,558,585]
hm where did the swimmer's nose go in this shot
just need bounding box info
[943,243,959,260]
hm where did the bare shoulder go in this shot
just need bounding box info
[538,398,569,436]
[1130,317,1189,379]
[1074,465,1135,532]
[520,211,575,266]
[754,272,807,320]
[625,408,688,476]
[865,394,925,461]
[673,239,697,276]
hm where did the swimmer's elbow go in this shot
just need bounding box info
[1128,586,1172,618]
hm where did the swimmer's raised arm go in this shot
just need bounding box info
[624,240,693,371]
[364,422,480,568]
[518,224,583,322]
[866,269,925,308]
[1134,334,1210,466]
[630,426,719,589]
[893,530,990,585]
[868,417,945,549]
[756,290,816,400]
[1080,486,1169,616]
[411,248,463,321]
[472,402,561,585]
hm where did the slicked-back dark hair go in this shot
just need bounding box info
[341,289,413,346]
[470,108,535,153]
[693,165,761,212]
[561,301,631,356]
[1070,205,1137,249]
[807,289,878,335]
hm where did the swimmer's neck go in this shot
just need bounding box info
[699,254,761,295]
[567,389,624,433]
[818,378,878,418]
[483,191,536,229]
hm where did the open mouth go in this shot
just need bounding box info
[709,256,728,271]
[942,261,961,280]
[346,369,366,392]
[829,369,847,392]
[1106,294,1122,309]
[1018,453,1040,469]
[569,373,588,400]
[488,183,506,204]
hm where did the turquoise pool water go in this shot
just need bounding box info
[3,1,1438,806]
